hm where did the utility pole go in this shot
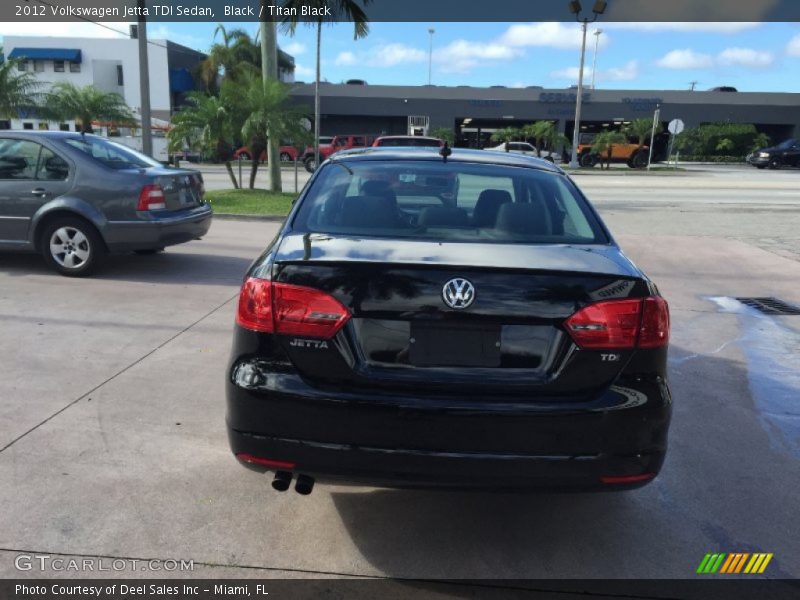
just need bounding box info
[260,1,282,192]
[590,29,602,89]
[567,1,607,169]
[136,0,152,156]
[689,80,699,91]
[427,28,435,85]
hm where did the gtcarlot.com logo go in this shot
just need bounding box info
[15,554,194,572]
[697,552,773,574]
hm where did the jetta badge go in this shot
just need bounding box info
[442,278,475,309]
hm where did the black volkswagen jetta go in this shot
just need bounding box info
[226,148,671,494]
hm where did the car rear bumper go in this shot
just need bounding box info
[226,366,672,491]
[748,156,770,166]
[104,205,212,251]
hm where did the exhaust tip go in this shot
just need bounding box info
[295,474,315,495]
[272,471,293,492]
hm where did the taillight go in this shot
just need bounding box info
[137,184,166,210]
[638,296,670,348]
[236,277,350,339]
[564,296,669,350]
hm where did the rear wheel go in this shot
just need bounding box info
[280,152,293,163]
[239,152,251,161]
[41,216,105,277]
[579,152,597,167]
[629,150,648,169]
[304,156,318,173]
[543,155,555,163]
[768,157,781,170]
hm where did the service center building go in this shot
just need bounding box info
[289,83,800,154]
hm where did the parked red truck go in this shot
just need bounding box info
[302,134,378,172]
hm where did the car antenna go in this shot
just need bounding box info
[440,141,452,162]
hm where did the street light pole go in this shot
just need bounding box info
[136,0,152,156]
[567,1,607,169]
[590,29,602,90]
[427,28,435,85]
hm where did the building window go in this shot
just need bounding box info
[60,123,71,131]
[23,122,34,130]
[0,120,11,130]
[116,65,124,86]
[17,61,27,72]
[34,60,44,73]
[69,61,80,73]
[54,60,65,73]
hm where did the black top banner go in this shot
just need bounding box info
[3,0,800,22]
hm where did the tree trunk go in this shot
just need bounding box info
[249,141,265,189]
[314,21,322,170]
[224,161,239,189]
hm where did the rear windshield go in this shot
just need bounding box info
[63,137,160,170]
[376,138,442,147]
[293,160,608,244]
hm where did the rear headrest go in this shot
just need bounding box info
[360,179,396,202]
[418,206,470,228]
[495,202,551,235]
[473,189,512,227]
[339,195,399,228]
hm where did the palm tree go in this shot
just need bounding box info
[522,121,560,157]
[0,48,42,119]
[590,130,627,170]
[625,118,662,150]
[44,83,134,133]
[200,25,261,90]
[236,76,310,189]
[430,126,455,145]
[279,0,373,169]
[490,127,520,149]
[168,92,239,188]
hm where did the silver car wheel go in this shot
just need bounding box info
[49,226,91,269]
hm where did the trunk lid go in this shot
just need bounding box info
[271,233,648,399]
[148,167,204,210]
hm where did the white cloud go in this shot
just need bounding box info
[550,60,639,83]
[655,46,774,71]
[369,43,426,67]
[434,40,523,73]
[603,22,760,34]
[656,49,715,69]
[283,41,306,56]
[717,47,773,68]
[334,51,357,66]
[786,33,800,57]
[498,22,608,51]
[294,64,314,79]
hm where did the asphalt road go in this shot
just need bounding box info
[0,167,798,582]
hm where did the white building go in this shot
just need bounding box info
[1,32,207,130]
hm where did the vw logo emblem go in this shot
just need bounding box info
[442,278,475,309]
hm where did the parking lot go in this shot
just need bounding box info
[1,165,798,581]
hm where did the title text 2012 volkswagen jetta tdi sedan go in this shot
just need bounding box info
[226,148,671,494]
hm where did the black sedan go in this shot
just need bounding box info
[748,138,800,169]
[226,147,671,493]
[0,131,212,276]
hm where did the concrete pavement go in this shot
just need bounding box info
[1,173,799,581]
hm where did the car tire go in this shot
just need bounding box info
[134,248,165,255]
[768,157,781,170]
[544,156,555,163]
[629,150,648,169]
[41,216,105,277]
[239,152,251,161]
[280,152,293,163]
[579,153,597,167]
[304,156,318,173]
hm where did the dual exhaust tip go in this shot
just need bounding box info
[272,471,314,495]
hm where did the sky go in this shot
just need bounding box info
[2,20,800,92]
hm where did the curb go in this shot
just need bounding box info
[213,213,287,222]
